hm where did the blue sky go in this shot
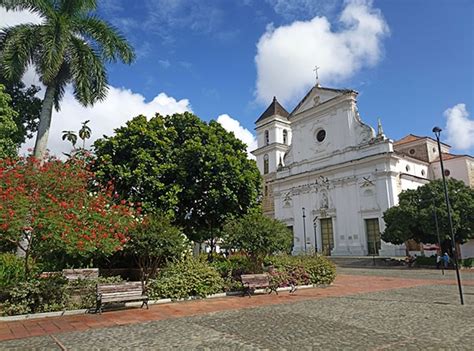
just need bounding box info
[1,0,473,156]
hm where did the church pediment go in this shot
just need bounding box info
[290,86,354,117]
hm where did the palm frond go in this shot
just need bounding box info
[74,16,135,64]
[59,0,97,16]
[0,24,41,81]
[37,19,69,83]
[0,0,55,19]
[69,35,108,106]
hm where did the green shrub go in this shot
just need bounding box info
[0,253,26,290]
[2,274,69,316]
[461,258,473,268]
[266,254,336,286]
[210,253,262,292]
[148,257,224,300]
[413,256,436,266]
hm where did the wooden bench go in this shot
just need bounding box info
[63,268,99,281]
[96,282,148,313]
[241,274,277,297]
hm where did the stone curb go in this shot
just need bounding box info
[0,284,323,322]
[0,309,89,322]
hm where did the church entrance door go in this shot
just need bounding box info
[320,218,334,256]
[365,218,381,255]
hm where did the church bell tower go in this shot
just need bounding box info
[251,96,291,216]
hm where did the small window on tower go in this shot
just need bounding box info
[283,129,288,145]
[264,154,269,174]
[264,130,269,145]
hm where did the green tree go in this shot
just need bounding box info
[221,212,293,266]
[93,112,262,246]
[0,84,18,158]
[0,0,135,159]
[0,75,42,146]
[127,214,188,287]
[382,179,474,245]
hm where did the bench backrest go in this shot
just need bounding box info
[63,268,99,280]
[97,282,143,295]
[241,274,270,285]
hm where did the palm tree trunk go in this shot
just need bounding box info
[33,85,56,159]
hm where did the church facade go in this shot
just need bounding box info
[252,85,474,257]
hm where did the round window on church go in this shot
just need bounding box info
[409,149,415,155]
[316,129,326,142]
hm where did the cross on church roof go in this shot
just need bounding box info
[313,66,320,87]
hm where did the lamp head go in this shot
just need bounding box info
[432,126,442,137]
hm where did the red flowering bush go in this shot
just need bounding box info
[0,156,137,277]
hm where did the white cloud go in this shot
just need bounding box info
[216,114,257,159]
[444,104,474,151]
[0,8,42,27]
[254,0,389,105]
[21,87,192,156]
[265,0,338,21]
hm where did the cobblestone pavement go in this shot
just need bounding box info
[337,266,474,281]
[1,268,473,350]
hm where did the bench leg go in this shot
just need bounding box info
[243,287,252,298]
[268,287,278,295]
[95,297,103,314]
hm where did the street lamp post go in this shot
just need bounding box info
[432,126,464,305]
[432,196,444,275]
[302,207,307,254]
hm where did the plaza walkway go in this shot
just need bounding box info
[1,268,473,350]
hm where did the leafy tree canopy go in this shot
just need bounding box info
[0,84,18,158]
[126,214,188,286]
[93,112,262,243]
[221,212,293,264]
[382,179,474,245]
[0,75,41,146]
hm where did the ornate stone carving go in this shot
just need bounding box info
[313,96,320,106]
[283,192,292,207]
[360,176,375,188]
[320,192,329,209]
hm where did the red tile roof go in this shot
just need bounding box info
[394,134,451,148]
[393,134,424,145]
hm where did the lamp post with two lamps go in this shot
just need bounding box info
[432,126,464,305]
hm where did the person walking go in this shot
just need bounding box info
[443,252,450,269]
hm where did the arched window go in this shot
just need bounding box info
[283,129,288,145]
[264,154,269,174]
[264,130,269,145]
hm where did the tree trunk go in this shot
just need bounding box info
[33,85,56,160]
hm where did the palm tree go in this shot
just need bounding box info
[78,119,91,149]
[0,0,135,159]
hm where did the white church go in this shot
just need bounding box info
[252,84,474,258]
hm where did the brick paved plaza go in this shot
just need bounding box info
[1,267,473,350]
